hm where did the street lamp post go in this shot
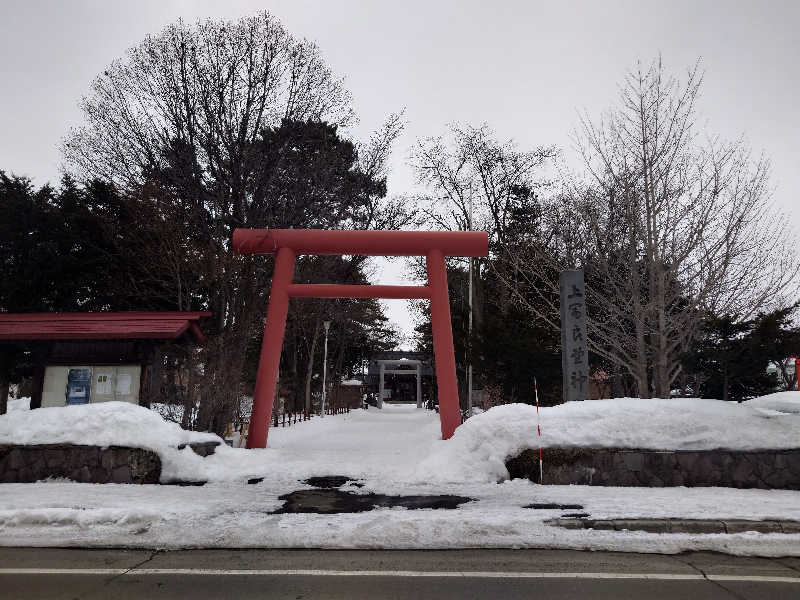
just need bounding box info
[321,320,331,417]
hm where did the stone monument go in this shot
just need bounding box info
[560,270,589,402]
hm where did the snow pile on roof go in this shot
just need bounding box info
[340,379,363,386]
[416,395,800,483]
[0,402,222,482]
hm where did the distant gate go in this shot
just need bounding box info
[233,228,488,448]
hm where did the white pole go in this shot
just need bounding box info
[535,376,543,484]
[321,320,331,417]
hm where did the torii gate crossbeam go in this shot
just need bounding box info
[233,228,488,449]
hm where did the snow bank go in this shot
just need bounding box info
[7,397,30,412]
[0,401,415,484]
[3,394,798,486]
[2,479,800,554]
[0,401,219,449]
[0,402,222,482]
[745,391,800,415]
[416,395,800,483]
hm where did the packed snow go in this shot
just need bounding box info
[2,394,799,485]
[1,479,799,555]
[6,397,30,412]
[417,394,800,483]
[745,390,800,415]
[0,401,221,482]
[1,395,799,554]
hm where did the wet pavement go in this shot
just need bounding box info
[524,502,584,510]
[303,475,364,488]
[271,475,473,514]
[272,488,473,514]
[2,548,798,599]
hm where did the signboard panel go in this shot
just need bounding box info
[560,270,589,402]
[66,367,92,405]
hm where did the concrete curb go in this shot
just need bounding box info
[546,518,800,534]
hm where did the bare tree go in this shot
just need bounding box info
[410,125,559,404]
[504,58,799,398]
[411,123,556,317]
[61,13,413,434]
[64,12,353,189]
[412,123,556,249]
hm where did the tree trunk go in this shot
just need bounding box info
[30,363,44,409]
[723,364,729,402]
[196,329,249,436]
[149,346,164,408]
[291,327,299,409]
[0,373,8,415]
[181,356,195,429]
[634,304,651,399]
[304,323,321,414]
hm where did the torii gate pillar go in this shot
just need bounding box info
[233,228,488,448]
[792,354,800,391]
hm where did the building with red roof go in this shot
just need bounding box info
[0,312,210,410]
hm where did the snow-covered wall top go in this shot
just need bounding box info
[1,393,798,485]
[0,402,222,482]
[415,394,800,483]
[0,401,219,449]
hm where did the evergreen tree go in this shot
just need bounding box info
[682,306,799,401]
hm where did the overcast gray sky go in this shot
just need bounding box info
[1,0,798,340]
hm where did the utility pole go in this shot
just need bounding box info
[321,320,331,417]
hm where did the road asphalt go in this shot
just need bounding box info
[1,547,799,599]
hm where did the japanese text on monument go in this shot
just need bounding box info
[560,270,589,402]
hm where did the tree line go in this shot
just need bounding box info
[2,13,799,421]
[410,61,799,404]
[0,14,409,423]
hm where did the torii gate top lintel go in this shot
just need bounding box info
[234,228,489,449]
[233,228,487,258]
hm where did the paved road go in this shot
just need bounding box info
[1,548,798,599]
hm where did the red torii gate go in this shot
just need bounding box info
[233,228,489,448]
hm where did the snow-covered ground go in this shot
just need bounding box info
[6,397,30,412]
[1,395,799,554]
[3,394,798,484]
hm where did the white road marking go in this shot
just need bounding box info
[0,568,798,583]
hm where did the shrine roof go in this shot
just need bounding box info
[0,312,211,342]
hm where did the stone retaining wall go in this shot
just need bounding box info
[505,447,800,490]
[0,444,161,484]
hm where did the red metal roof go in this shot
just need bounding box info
[0,312,211,342]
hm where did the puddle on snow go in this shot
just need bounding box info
[273,487,473,514]
[524,503,584,510]
[303,475,363,489]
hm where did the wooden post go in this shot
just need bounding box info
[30,362,44,410]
